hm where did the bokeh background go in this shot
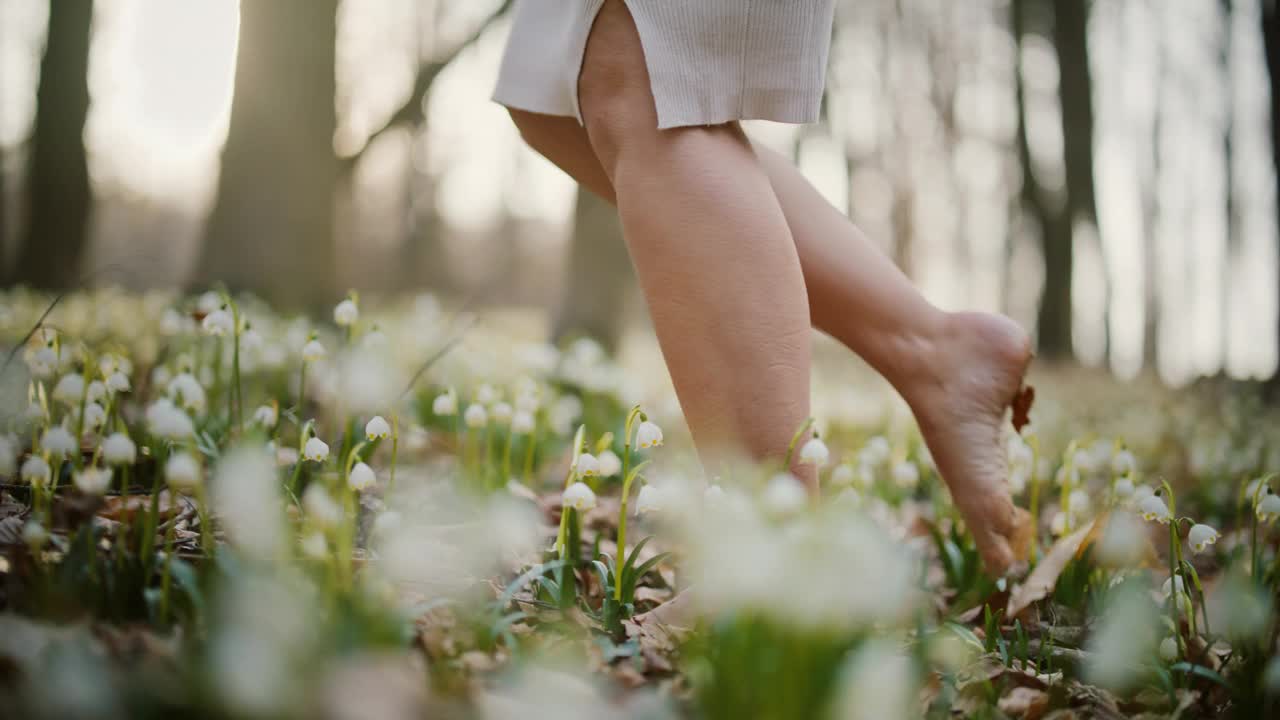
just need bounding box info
[1,0,1277,387]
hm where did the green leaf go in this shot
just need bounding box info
[1170,662,1231,689]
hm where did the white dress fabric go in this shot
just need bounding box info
[492,0,837,129]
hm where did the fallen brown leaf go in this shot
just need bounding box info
[999,687,1050,719]
[1007,522,1095,618]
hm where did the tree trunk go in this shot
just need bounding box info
[550,187,631,352]
[196,0,339,309]
[1263,0,1280,389]
[1053,0,1099,360]
[14,0,93,289]
[1013,0,1073,359]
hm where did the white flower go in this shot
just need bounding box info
[1113,476,1135,500]
[197,291,222,314]
[1112,449,1137,477]
[101,432,137,465]
[511,410,535,435]
[562,481,597,511]
[106,371,131,393]
[830,463,855,488]
[862,436,891,466]
[275,445,299,467]
[23,521,48,550]
[74,466,112,495]
[27,346,57,378]
[763,472,808,516]
[491,402,513,425]
[891,461,920,489]
[1257,492,1280,522]
[1096,511,1146,567]
[1050,511,1069,537]
[1068,488,1091,516]
[575,452,600,478]
[365,415,391,440]
[1009,466,1029,495]
[432,392,457,416]
[635,420,663,449]
[704,484,725,503]
[300,531,328,559]
[333,299,358,327]
[86,380,106,402]
[0,436,14,476]
[252,404,278,428]
[302,339,326,363]
[240,327,263,353]
[151,366,172,390]
[202,308,234,336]
[42,426,77,459]
[1187,523,1220,554]
[303,484,342,528]
[21,456,52,487]
[166,452,203,494]
[1138,494,1172,524]
[635,483,663,515]
[146,398,194,440]
[798,436,830,466]
[52,373,85,405]
[1162,574,1186,597]
[348,462,376,491]
[303,436,329,462]
[81,402,106,431]
[597,449,621,477]
[475,384,497,405]
[159,308,185,335]
[1159,636,1179,663]
[168,372,207,413]
[464,403,488,428]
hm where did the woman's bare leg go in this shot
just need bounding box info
[573,0,814,479]
[507,11,1030,572]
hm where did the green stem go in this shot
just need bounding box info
[159,503,177,625]
[388,414,399,495]
[501,430,512,487]
[781,417,815,470]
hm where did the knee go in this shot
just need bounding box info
[577,5,658,165]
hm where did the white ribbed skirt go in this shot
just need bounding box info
[492,0,837,129]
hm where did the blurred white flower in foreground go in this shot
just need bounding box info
[41,426,77,459]
[831,640,918,720]
[166,452,203,494]
[21,456,52,487]
[73,467,112,495]
[213,446,284,561]
[1084,584,1157,690]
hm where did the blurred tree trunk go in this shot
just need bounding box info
[197,0,339,309]
[1221,0,1235,372]
[1013,0,1072,359]
[13,0,93,289]
[1052,0,1099,360]
[1264,0,1280,389]
[551,187,630,352]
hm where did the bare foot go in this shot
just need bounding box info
[902,312,1034,575]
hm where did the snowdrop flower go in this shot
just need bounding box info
[302,338,326,363]
[763,472,807,516]
[635,484,663,515]
[197,291,222,314]
[74,466,112,495]
[1007,435,1034,469]
[159,308,185,335]
[1009,465,1029,495]
[798,435,830,466]
[303,436,329,463]
[1162,574,1186,598]
[360,325,387,350]
[475,384,497,405]
[862,436,891,466]
[575,452,600,478]
[348,462,376,491]
[105,371,130,394]
[300,531,328,559]
[432,392,457,416]
[303,484,342,528]
[562,481,597,511]
[635,420,663,449]
[1113,476,1136,501]
[891,460,920,489]
[27,345,57,378]
[704,484,725,503]
[365,415,391,440]
[333,298,358,327]
[1159,636,1178,663]
[146,398,194,440]
[21,455,52,487]
[252,404,278,429]
[168,373,207,413]
[52,373,85,405]
[1050,511,1069,537]
[101,432,137,466]
[1255,491,1280,522]
[42,426,77,459]
[1068,488,1091,516]
[23,521,48,551]
[1096,511,1146,567]
[151,365,173,390]
[463,403,488,428]
[81,401,106,431]
[1138,494,1172,524]
[202,308,234,336]
[596,449,621,477]
[1188,523,1220,554]
[829,463,855,488]
[1112,449,1137,477]
[490,402,513,425]
[166,452,203,494]
[511,410,535,435]
[86,380,106,403]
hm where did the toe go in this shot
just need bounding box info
[976,528,1015,576]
